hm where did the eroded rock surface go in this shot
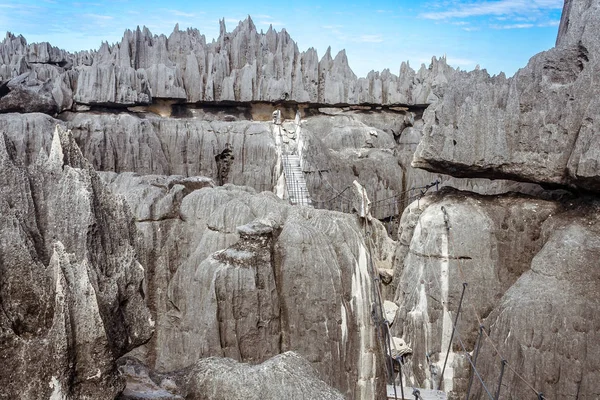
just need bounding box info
[0,18,458,112]
[474,202,600,400]
[181,352,345,400]
[103,172,385,399]
[413,0,600,192]
[392,189,559,396]
[0,126,153,399]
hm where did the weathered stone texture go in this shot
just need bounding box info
[475,202,600,400]
[103,173,384,399]
[413,0,600,192]
[0,126,153,399]
[0,18,459,112]
[392,190,559,396]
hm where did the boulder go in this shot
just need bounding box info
[181,352,345,400]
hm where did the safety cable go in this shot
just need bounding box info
[443,206,547,399]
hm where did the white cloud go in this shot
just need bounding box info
[83,13,114,20]
[492,23,534,29]
[170,10,196,18]
[421,0,563,20]
[357,34,384,43]
[463,27,480,31]
[538,19,560,26]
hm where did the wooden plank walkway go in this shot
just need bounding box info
[387,385,447,400]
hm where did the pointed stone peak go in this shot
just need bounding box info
[219,18,227,37]
[323,46,332,61]
[48,125,64,170]
[333,49,348,65]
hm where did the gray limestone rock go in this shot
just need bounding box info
[474,202,600,400]
[0,126,153,399]
[103,173,384,399]
[392,189,559,396]
[413,0,600,191]
[182,352,345,400]
[1,18,460,110]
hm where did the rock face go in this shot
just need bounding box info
[181,352,345,400]
[0,18,458,112]
[392,189,559,395]
[2,2,600,400]
[102,173,386,399]
[118,352,345,400]
[0,110,544,235]
[0,126,153,399]
[413,0,600,192]
[474,203,600,400]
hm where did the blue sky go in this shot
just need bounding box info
[1,0,563,77]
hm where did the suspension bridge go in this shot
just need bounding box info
[271,113,547,400]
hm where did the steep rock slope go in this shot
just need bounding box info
[0,126,153,399]
[392,190,559,396]
[413,0,600,192]
[474,202,600,400]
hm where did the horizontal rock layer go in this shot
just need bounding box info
[413,0,600,192]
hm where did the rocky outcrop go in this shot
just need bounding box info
[117,352,344,400]
[300,110,546,223]
[0,18,458,112]
[0,109,547,231]
[102,172,385,399]
[0,111,279,189]
[0,126,153,399]
[181,352,345,400]
[392,189,559,396]
[413,0,600,192]
[474,202,600,400]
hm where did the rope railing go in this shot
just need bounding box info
[363,215,405,400]
[438,206,547,400]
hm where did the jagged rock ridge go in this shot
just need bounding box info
[0,126,153,399]
[0,17,458,114]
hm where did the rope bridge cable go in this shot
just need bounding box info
[417,238,495,400]
[451,319,496,400]
[442,206,547,399]
[364,217,411,400]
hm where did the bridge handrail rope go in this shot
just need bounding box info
[300,151,441,205]
[363,215,406,400]
[441,206,547,399]
[451,317,496,400]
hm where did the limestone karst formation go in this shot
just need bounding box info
[1,0,600,399]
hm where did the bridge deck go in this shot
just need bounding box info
[387,385,447,400]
